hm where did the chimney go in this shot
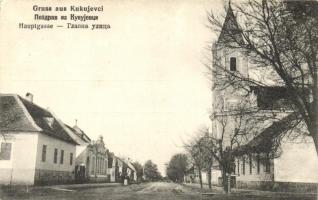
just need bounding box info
[26,92,33,103]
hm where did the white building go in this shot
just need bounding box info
[0,93,77,185]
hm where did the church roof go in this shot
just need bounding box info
[233,112,299,155]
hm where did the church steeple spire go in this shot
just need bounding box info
[217,1,243,44]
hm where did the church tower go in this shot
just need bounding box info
[211,2,251,141]
[212,2,250,115]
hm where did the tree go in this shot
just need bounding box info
[184,126,233,191]
[184,127,216,190]
[184,131,206,189]
[166,153,188,183]
[132,161,143,182]
[209,112,238,194]
[144,160,161,181]
[207,0,318,155]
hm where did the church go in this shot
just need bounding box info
[211,2,318,192]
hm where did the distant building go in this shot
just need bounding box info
[89,136,109,182]
[184,166,221,186]
[66,124,111,183]
[107,152,116,182]
[184,166,195,183]
[65,123,92,183]
[115,157,124,183]
[0,93,77,185]
[113,157,136,183]
[123,158,137,182]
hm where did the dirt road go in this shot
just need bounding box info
[0,182,315,200]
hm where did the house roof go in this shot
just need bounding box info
[233,112,299,155]
[0,94,38,132]
[0,94,77,144]
[115,156,124,165]
[126,161,136,172]
[64,124,91,145]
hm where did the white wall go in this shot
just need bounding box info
[274,137,318,183]
[35,133,76,173]
[235,156,274,182]
[0,132,38,185]
[212,169,222,184]
[76,145,87,158]
[75,145,89,167]
[107,168,115,182]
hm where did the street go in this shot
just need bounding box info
[0,182,316,200]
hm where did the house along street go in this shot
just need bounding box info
[0,182,315,200]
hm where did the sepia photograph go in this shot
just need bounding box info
[0,0,318,199]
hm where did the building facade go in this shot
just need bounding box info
[0,93,77,185]
[88,136,109,182]
[65,123,92,182]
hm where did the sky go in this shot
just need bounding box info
[0,0,224,174]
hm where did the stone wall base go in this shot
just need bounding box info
[88,175,109,183]
[34,169,74,185]
[236,180,318,193]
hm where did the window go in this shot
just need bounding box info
[237,159,240,175]
[264,154,270,173]
[98,158,100,174]
[108,157,113,168]
[257,154,260,174]
[54,148,58,164]
[230,57,237,71]
[105,160,108,174]
[92,157,95,175]
[0,143,12,160]
[42,145,47,162]
[44,117,54,128]
[233,163,236,174]
[60,150,64,164]
[70,153,73,165]
[86,157,90,167]
[249,154,253,174]
[100,158,102,174]
[96,158,99,173]
[242,156,245,175]
[101,159,104,174]
[99,158,102,174]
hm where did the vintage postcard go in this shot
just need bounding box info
[0,0,317,199]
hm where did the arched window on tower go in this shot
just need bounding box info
[230,57,237,71]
